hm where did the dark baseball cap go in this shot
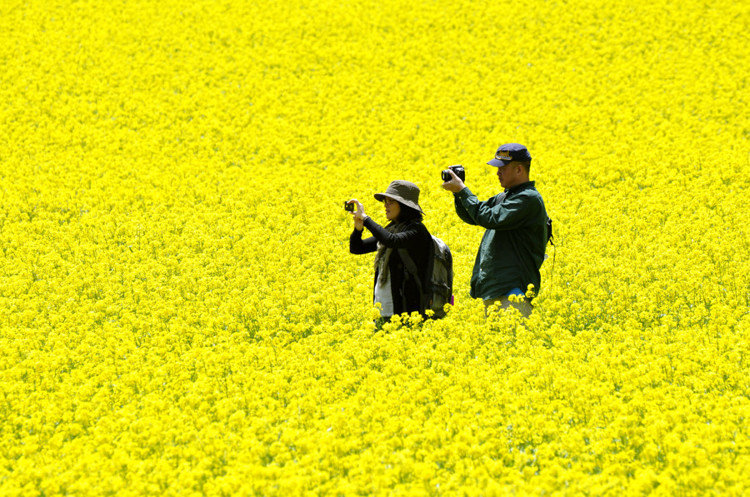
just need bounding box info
[487,143,532,167]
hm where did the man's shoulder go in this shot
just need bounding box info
[508,184,547,217]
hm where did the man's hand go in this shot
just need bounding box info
[441,169,466,193]
[347,199,366,231]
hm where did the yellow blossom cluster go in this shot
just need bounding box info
[1,0,748,495]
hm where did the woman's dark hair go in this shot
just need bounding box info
[397,203,423,223]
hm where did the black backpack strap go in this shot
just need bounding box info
[444,246,453,294]
[545,217,556,283]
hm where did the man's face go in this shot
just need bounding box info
[497,162,527,188]
[496,162,523,189]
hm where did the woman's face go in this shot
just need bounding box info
[384,197,401,221]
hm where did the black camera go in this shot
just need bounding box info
[442,165,465,182]
[344,201,354,212]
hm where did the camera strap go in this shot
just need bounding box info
[547,218,555,283]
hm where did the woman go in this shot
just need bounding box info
[348,180,433,321]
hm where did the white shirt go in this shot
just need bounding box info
[373,273,394,317]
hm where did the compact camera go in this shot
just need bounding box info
[344,201,355,212]
[442,165,465,182]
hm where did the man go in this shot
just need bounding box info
[442,143,548,317]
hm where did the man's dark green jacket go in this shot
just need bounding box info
[454,181,548,300]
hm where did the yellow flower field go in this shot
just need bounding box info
[1,0,748,495]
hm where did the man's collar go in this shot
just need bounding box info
[505,181,535,194]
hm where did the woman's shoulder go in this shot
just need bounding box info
[403,218,428,230]
[406,220,432,241]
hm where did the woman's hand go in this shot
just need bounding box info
[348,199,366,231]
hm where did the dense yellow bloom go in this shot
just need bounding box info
[1,0,748,495]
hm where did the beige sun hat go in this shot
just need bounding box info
[373,180,423,213]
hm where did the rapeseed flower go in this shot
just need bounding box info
[1,0,748,495]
